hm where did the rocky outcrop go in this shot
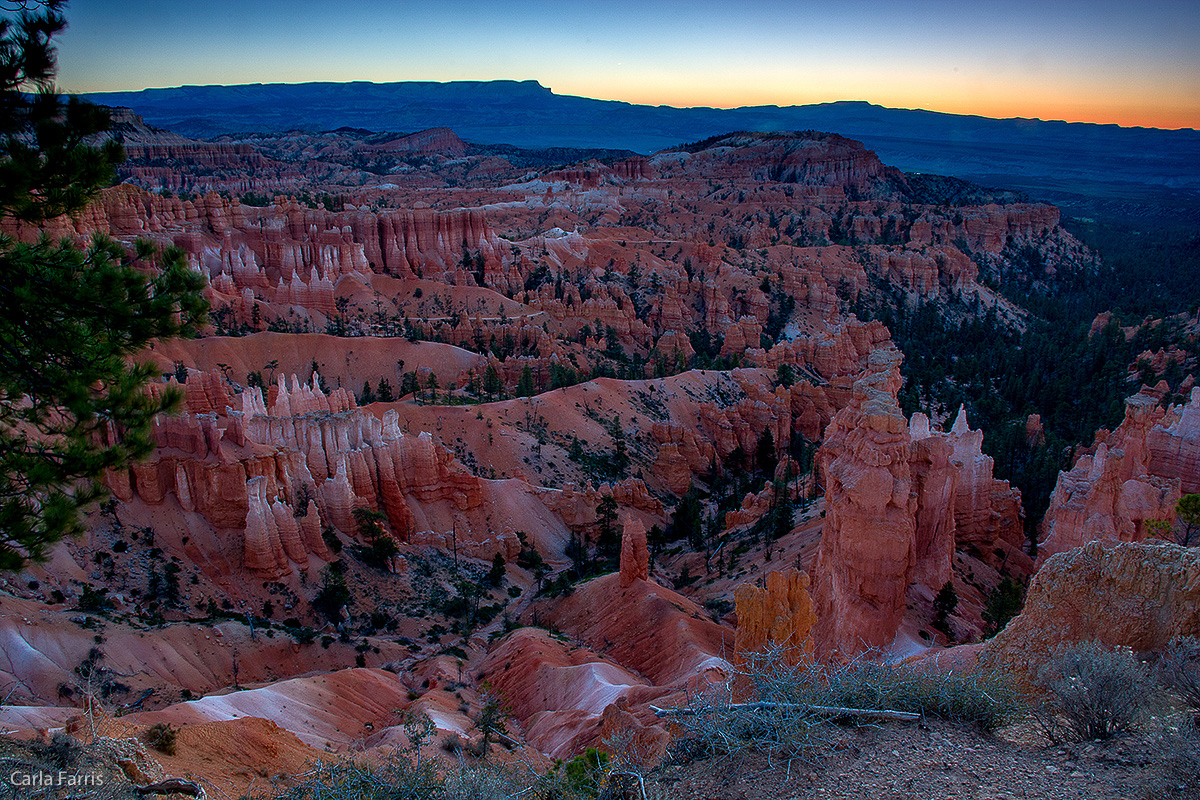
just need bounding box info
[733,568,815,668]
[542,480,662,530]
[945,409,1029,574]
[652,132,903,198]
[1148,387,1200,494]
[1039,392,1180,564]
[106,371,497,577]
[810,359,1031,656]
[983,541,1200,681]
[810,349,918,657]
[619,517,649,587]
[909,414,958,589]
[550,573,732,687]
[478,628,670,760]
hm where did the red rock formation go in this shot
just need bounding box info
[651,132,902,197]
[1148,387,1200,494]
[651,442,693,496]
[909,413,957,589]
[808,357,1029,656]
[984,541,1200,683]
[365,127,466,156]
[550,573,732,686]
[619,517,649,587]
[810,349,916,657]
[733,568,816,669]
[183,370,233,415]
[478,628,670,759]
[1039,393,1180,564]
[944,409,1030,574]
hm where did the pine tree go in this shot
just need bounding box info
[595,495,619,559]
[0,2,207,569]
[359,380,376,404]
[517,365,535,398]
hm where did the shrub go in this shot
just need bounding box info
[1035,641,1154,741]
[145,722,178,756]
[271,758,439,800]
[755,650,1023,731]
[561,747,609,798]
[1157,635,1200,712]
[312,564,351,622]
[77,583,113,614]
[932,581,958,637]
[820,659,1023,731]
[1156,722,1200,798]
[666,645,1025,764]
[982,577,1024,637]
[441,766,522,800]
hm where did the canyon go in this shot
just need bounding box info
[3,119,1198,795]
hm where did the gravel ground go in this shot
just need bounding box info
[644,716,1200,800]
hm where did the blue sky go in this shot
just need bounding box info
[54,0,1200,128]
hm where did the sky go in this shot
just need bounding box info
[53,0,1200,130]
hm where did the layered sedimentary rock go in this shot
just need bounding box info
[106,372,498,578]
[1148,387,1200,494]
[619,517,649,587]
[810,360,1031,656]
[478,628,670,759]
[0,120,1120,787]
[909,413,958,588]
[733,568,816,667]
[810,350,918,657]
[1039,392,1181,564]
[945,408,1029,573]
[13,122,1082,409]
[984,541,1200,681]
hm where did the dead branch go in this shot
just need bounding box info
[136,778,205,797]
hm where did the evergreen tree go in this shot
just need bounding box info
[755,428,777,475]
[353,507,397,569]
[0,2,207,569]
[933,581,958,636]
[400,371,420,398]
[595,494,619,560]
[672,488,704,550]
[517,365,535,398]
[486,551,506,587]
[1176,493,1200,546]
[482,365,502,399]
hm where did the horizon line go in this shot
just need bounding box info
[75,79,1199,134]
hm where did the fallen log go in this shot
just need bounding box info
[650,702,921,723]
[136,778,205,797]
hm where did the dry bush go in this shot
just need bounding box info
[665,645,1023,764]
[666,677,829,763]
[440,765,523,800]
[819,657,1024,731]
[144,721,177,756]
[1157,635,1200,713]
[1035,641,1155,741]
[270,759,440,800]
[1156,721,1200,798]
[0,732,142,800]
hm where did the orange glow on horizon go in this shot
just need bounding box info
[560,82,1200,131]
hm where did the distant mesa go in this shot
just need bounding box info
[83,79,1200,205]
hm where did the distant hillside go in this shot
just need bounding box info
[86,79,1200,216]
